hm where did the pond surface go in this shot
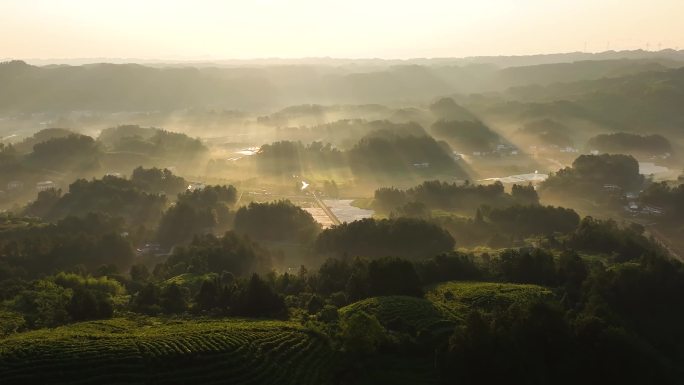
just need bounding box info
[235,146,260,156]
[639,162,670,175]
[479,172,549,184]
[323,199,374,223]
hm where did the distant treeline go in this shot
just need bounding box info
[586,132,672,157]
[540,154,645,204]
[0,126,207,192]
[1,56,682,112]
[254,129,468,180]
[373,180,538,214]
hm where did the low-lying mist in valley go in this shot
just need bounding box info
[3,50,684,385]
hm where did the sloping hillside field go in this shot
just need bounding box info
[0,282,554,384]
[0,318,337,385]
[339,282,552,334]
[340,295,457,335]
[426,281,554,316]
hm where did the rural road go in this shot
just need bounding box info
[312,191,341,226]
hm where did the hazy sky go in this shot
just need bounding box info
[1,0,683,60]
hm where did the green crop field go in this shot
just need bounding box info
[426,281,554,317]
[339,282,552,335]
[0,282,556,385]
[340,296,457,336]
[0,317,338,385]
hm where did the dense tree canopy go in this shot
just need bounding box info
[314,217,455,260]
[485,204,580,238]
[438,204,579,248]
[540,154,644,204]
[130,166,188,195]
[164,232,273,277]
[348,133,466,179]
[255,141,345,176]
[567,217,664,262]
[587,132,671,157]
[234,200,320,244]
[156,185,237,247]
[517,119,574,147]
[24,175,167,229]
[429,97,477,121]
[431,120,501,153]
[0,213,134,277]
[639,182,684,220]
[100,125,207,160]
[374,180,538,215]
[28,134,101,172]
[13,128,75,153]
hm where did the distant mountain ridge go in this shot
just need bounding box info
[3,49,684,68]
[1,53,682,113]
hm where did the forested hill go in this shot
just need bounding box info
[1,54,682,112]
[504,67,684,132]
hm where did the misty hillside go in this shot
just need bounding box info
[502,67,684,132]
[1,53,683,113]
[4,1,684,384]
